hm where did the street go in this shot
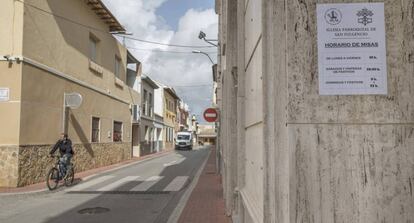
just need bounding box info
[0,147,210,223]
[1,0,412,222]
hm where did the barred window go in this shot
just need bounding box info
[91,117,100,143]
[113,121,123,142]
[89,34,99,62]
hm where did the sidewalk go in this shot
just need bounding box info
[178,147,231,223]
[0,149,172,194]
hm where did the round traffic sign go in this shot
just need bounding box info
[64,92,83,109]
[203,108,218,122]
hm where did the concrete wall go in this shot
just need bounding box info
[20,64,132,145]
[0,1,24,187]
[140,79,156,155]
[282,1,414,222]
[0,146,19,187]
[0,0,24,56]
[23,0,128,88]
[17,143,131,187]
[0,0,24,145]
[0,0,137,187]
[217,0,414,222]
[0,62,22,146]
[164,89,177,150]
[241,0,264,221]
[18,0,134,145]
[154,85,164,117]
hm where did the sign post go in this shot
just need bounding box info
[317,3,387,95]
[203,108,218,123]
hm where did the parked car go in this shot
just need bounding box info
[175,132,193,150]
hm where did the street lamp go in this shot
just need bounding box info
[192,50,214,64]
[198,31,218,47]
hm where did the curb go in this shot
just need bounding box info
[0,150,174,197]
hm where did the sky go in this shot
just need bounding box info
[101,0,218,123]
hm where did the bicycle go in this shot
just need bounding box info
[46,155,75,190]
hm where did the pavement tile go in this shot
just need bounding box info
[178,147,231,223]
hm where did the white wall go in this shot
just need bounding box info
[154,84,164,117]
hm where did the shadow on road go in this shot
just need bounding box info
[42,147,211,223]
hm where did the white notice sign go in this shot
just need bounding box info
[317,3,387,95]
[0,88,9,102]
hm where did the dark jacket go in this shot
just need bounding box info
[50,139,74,156]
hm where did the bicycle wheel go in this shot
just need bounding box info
[64,167,75,186]
[46,167,59,190]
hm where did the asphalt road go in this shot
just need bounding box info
[0,146,211,223]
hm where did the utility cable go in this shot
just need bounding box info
[172,84,213,88]
[120,36,215,48]
[15,0,216,49]
[127,47,216,55]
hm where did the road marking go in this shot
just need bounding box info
[163,176,188,192]
[163,161,177,166]
[66,175,114,192]
[97,176,140,191]
[130,176,164,191]
[163,158,186,167]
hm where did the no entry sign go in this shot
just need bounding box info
[203,108,218,122]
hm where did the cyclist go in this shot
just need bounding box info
[49,133,74,177]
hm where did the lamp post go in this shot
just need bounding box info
[192,50,214,64]
[198,31,218,47]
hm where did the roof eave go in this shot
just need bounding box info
[85,0,126,32]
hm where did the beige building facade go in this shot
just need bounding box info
[163,88,180,150]
[140,75,159,156]
[216,0,414,223]
[0,0,141,187]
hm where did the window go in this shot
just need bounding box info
[149,93,153,117]
[89,35,99,62]
[115,56,121,78]
[113,121,123,142]
[167,128,170,142]
[149,128,153,142]
[91,117,100,142]
[143,90,147,116]
[177,135,190,140]
[145,126,149,141]
[133,105,139,121]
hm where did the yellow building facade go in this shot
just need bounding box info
[0,0,140,187]
[163,88,179,150]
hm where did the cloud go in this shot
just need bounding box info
[102,0,218,122]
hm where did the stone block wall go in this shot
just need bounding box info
[0,146,19,187]
[16,143,131,187]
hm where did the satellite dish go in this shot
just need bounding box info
[64,93,83,109]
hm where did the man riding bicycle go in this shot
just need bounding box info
[49,133,74,176]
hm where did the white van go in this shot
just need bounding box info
[175,131,193,150]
